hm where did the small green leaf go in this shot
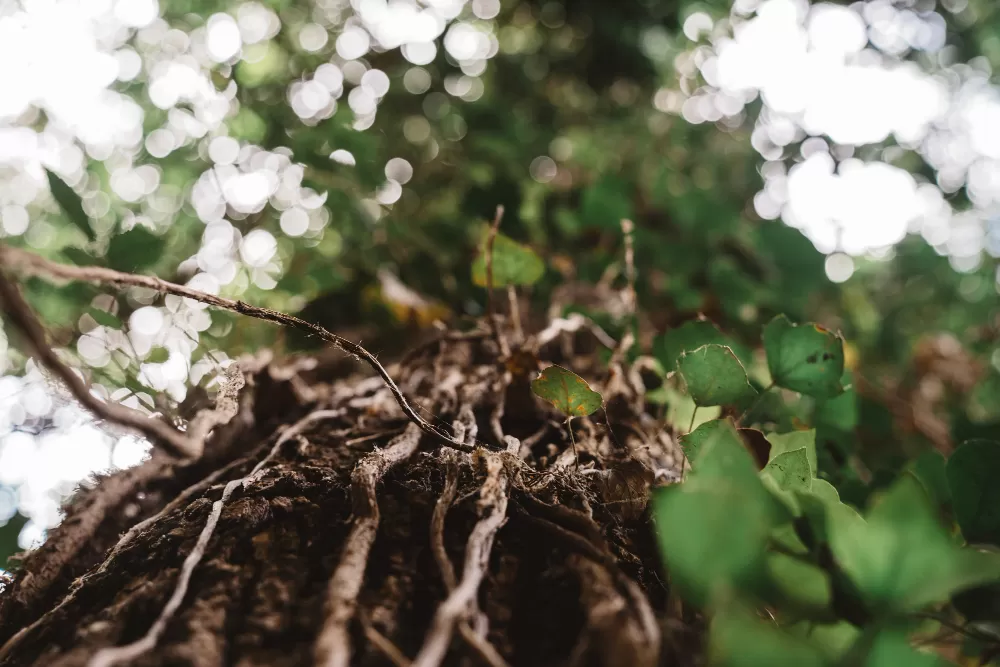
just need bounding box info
[767,430,817,478]
[86,307,120,329]
[654,422,783,604]
[106,226,164,272]
[762,448,812,493]
[864,631,946,667]
[471,231,544,288]
[679,419,729,467]
[708,605,827,667]
[810,479,841,504]
[655,319,751,371]
[909,450,951,516]
[827,475,1000,613]
[45,168,95,242]
[678,344,757,407]
[765,551,832,616]
[763,315,844,399]
[947,440,1000,546]
[146,347,170,364]
[531,365,602,418]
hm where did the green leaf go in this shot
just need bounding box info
[531,365,602,418]
[654,422,783,604]
[763,315,845,399]
[708,605,827,667]
[678,344,757,407]
[61,247,99,267]
[864,631,946,667]
[45,168,95,242]
[909,450,951,517]
[679,419,729,467]
[86,307,120,329]
[655,319,750,371]
[810,479,841,504]
[765,551,832,617]
[106,226,164,272]
[946,439,1000,546]
[146,347,170,364]
[471,231,544,288]
[762,448,812,493]
[767,430,817,478]
[827,475,1000,613]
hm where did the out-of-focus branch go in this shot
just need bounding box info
[0,266,200,459]
[0,244,476,454]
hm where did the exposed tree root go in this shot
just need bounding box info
[314,424,423,667]
[413,440,518,667]
[0,297,691,667]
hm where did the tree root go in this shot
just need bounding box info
[413,440,519,667]
[86,408,344,667]
[313,423,423,667]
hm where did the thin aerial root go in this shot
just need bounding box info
[87,409,343,667]
[313,424,423,667]
[1,245,476,454]
[457,623,510,667]
[483,205,510,358]
[412,441,517,667]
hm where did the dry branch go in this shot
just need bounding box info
[0,268,199,458]
[313,423,423,667]
[0,245,477,454]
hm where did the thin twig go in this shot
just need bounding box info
[314,424,423,667]
[621,219,636,323]
[0,268,199,459]
[1,245,477,454]
[506,286,523,344]
[484,206,509,357]
[87,408,342,667]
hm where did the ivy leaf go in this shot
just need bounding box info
[531,365,602,418]
[471,231,544,288]
[909,450,951,518]
[655,319,751,371]
[767,430,817,478]
[106,226,164,272]
[45,168,95,242]
[146,347,170,364]
[708,605,827,667]
[864,631,947,667]
[678,344,757,407]
[762,448,812,493]
[86,307,120,329]
[826,475,1000,613]
[764,551,833,618]
[946,439,1000,546]
[679,419,731,467]
[763,315,844,399]
[654,422,783,604]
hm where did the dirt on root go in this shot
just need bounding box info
[0,323,701,667]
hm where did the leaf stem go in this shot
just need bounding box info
[567,416,578,469]
[738,381,775,426]
[687,406,698,435]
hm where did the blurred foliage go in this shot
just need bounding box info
[0,0,999,662]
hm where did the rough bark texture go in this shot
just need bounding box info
[0,324,699,667]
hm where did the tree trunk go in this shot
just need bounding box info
[0,327,693,667]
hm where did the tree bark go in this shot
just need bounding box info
[0,327,693,667]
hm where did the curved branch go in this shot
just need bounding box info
[0,268,199,458]
[1,245,475,453]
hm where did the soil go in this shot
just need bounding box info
[0,323,698,667]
